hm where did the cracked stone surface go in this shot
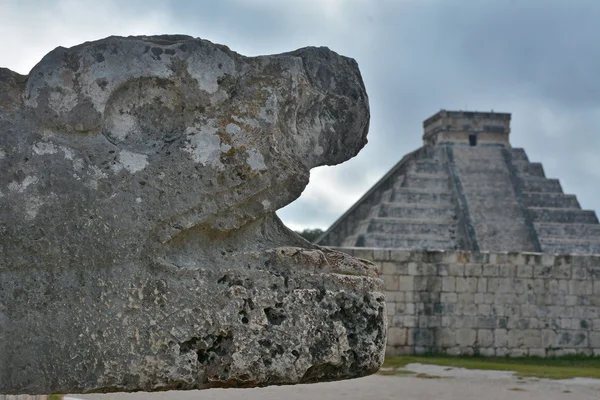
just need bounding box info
[0,35,385,395]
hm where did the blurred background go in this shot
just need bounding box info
[2,0,599,233]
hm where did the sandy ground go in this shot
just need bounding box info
[67,364,600,400]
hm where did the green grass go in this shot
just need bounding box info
[382,355,600,380]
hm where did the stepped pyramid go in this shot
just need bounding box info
[317,110,600,254]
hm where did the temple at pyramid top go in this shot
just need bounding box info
[423,110,511,147]
[317,110,600,254]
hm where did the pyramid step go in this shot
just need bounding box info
[529,207,599,224]
[341,233,361,247]
[518,177,562,193]
[523,192,580,209]
[540,239,600,255]
[402,175,451,190]
[367,217,456,237]
[535,222,600,238]
[379,202,456,219]
[376,204,456,219]
[453,146,505,160]
[509,148,529,162]
[511,161,545,178]
[390,189,453,204]
[540,236,600,245]
[360,233,457,250]
[411,161,447,174]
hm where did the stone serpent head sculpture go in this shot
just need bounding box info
[0,35,384,394]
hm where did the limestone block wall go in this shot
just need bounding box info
[334,247,600,357]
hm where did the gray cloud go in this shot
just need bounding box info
[1,0,598,230]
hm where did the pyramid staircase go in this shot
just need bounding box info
[317,110,600,254]
[508,148,600,254]
[333,147,462,250]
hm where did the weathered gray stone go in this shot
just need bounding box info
[0,35,384,395]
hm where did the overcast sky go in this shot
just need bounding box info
[1,0,599,231]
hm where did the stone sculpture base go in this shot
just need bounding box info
[1,233,385,394]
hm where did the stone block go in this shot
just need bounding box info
[442,277,456,292]
[352,248,375,261]
[477,329,494,347]
[508,348,527,357]
[557,331,588,347]
[512,278,526,294]
[442,252,458,264]
[387,291,405,302]
[390,250,412,262]
[499,265,516,278]
[528,348,546,357]
[572,267,591,280]
[437,263,449,276]
[404,316,417,327]
[382,274,400,291]
[446,346,462,356]
[448,264,465,276]
[465,264,482,276]
[456,251,471,264]
[457,293,475,305]
[590,332,600,348]
[373,249,391,261]
[488,253,504,264]
[522,252,543,266]
[481,264,497,277]
[569,280,593,296]
[437,329,457,348]
[488,278,514,294]
[494,329,508,347]
[542,329,558,347]
[478,304,491,316]
[506,252,526,265]
[441,292,458,303]
[533,265,553,279]
[553,265,572,279]
[381,261,403,275]
[457,329,476,347]
[428,277,443,292]
[386,301,397,315]
[477,278,488,292]
[532,279,546,294]
[408,262,420,275]
[413,276,428,291]
[516,265,533,278]
[479,348,496,356]
[391,315,406,328]
[495,347,509,357]
[565,295,579,306]
[541,254,555,266]
[388,327,408,346]
[484,293,496,304]
[423,250,444,263]
[472,252,491,264]
[507,330,525,348]
[523,330,542,348]
[456,277,478,293]
[398,276,414,292]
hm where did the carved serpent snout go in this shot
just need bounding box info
[24,35,369,170]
